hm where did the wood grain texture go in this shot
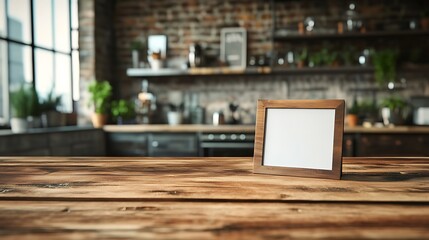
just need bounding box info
[0,201,428,240]
[0,157,428,202]
[0,156,429,239]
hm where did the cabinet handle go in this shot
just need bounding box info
[152,141,159,148]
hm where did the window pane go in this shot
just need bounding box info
[35,48,54,100]
[33,0,53,48]
[7,0,31,43]
[54,0,70,53]
[9,42,32,88]
[72,50,79,101]
[71,0,78,29]
[0,0,6,37]
[0,40,7,122]
[55,53,72,112]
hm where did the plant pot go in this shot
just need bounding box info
[10,118,28,133]
[132,50,139,68]
[41,111,66,128]
[346,114,359,127]
[381,107,404,126]
[167,111,182,125]
[421,17,429,30]
[91,113,107,128]
[27,116,42,128]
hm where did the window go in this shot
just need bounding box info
[0,0,78,124]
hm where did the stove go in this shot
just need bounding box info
[199,132,254,157]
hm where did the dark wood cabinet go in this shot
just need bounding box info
[105,128,429,157]
[355,134,429,157]
[148,133,199,157]
[0,128,105,156]
[106,132,199,157]
[106,133,148,156]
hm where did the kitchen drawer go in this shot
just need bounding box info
[106,133,148,156]
[356,134,429,157]
[148,133,198,157]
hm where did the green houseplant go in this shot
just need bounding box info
[10,85,31,133]
[372,49,398,87]
[88,80,112,127]
[380,95,408,126]
[295,47,308,68]
[111,99,136,124]
[40,90,64,127]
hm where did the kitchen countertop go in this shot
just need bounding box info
[0,126,98,136]
[0,156,428,239]
[103,124,256,133]
[103,124,429,133]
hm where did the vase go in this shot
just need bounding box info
[10,118,28,133]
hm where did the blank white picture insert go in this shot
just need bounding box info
[263,108,335,170]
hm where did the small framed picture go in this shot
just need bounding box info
[253,99,345,180]
[148,35,167,59]
[220,28,247,68]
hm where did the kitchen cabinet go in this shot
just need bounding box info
[148,133,199,157]
[355,133,429,157]
[104,125,429,157]
[106,132,199,157]
[0,127,105,156]
[106,133,148,156]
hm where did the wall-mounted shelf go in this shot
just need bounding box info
[273,30,429,41]
[127,65,429,78]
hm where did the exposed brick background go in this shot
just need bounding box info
[78,0,115,125]
[78,0,429,124]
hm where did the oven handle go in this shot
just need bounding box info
[200,142,254,149]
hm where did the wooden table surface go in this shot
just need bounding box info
[0,157,428,239]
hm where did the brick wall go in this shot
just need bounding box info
[78,0,429,124]
[78,0,115,125]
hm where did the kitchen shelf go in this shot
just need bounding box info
[127,66,429,78]
[273,30,429,41]
[127,67,272,78]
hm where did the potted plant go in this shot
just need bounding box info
[10,85,31,133]
[380,95,408,126]
[295,47,308,68]
[308,50,323,68]
[27,86,42,128]
[111,99,136,124]
[40,90,64,127]
[372,49,398,87]
[346,98,359,127]
[130,40,143,68]
[421,10,429,30]
[88,80,112,128]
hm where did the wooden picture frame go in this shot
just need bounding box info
[148,35,167,59]
[220,28,247,68]
[253,99,345,180]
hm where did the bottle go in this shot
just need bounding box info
[189,43,203,68]
[136,79,156,124]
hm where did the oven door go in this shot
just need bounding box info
[200,142,254,157]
